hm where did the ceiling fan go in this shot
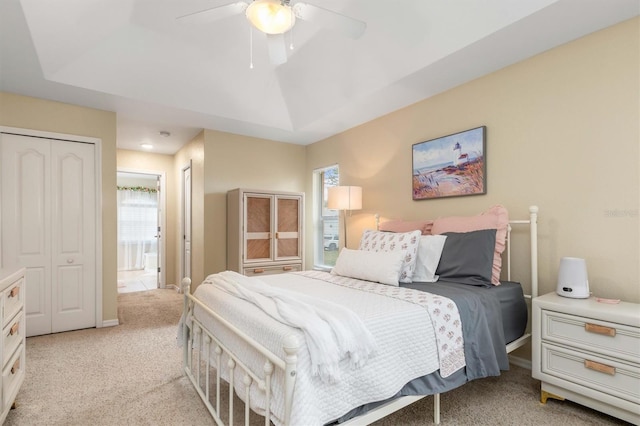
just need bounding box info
[177,0,366,65]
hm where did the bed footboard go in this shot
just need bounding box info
[182,278,300,426]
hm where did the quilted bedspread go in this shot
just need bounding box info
[190,271,463,426]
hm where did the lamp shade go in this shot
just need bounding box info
[327,186,362,210]
[556,257,590,298]
[246,0,295,34]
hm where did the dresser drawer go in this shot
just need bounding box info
[541,342,640,405]
[2,311,24,366]
[542,310,640,364]
[2,278,23,324]
[2,345,24,408]
[243,263,302,277]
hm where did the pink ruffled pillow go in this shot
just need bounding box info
[379,219,433,235]
[431,205,509,285]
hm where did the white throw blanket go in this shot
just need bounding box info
[202,270,378,383]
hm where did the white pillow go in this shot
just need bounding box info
[331,248,404,286]
[358,229,422,283]
[412,235,448,282]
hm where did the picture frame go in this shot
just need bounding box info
[412,126,486,200]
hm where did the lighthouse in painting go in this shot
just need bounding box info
[453,142,469,166]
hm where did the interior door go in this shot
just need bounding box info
[156,175,162,288]
[1,134,52,336]
[182,165,191,281]
[1,133,96,336]
[50,140,96,333]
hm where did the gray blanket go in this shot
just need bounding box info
[335,280,514,423]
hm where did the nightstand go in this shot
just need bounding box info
[532,292,640,424]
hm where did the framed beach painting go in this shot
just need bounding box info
[412,126,486,200]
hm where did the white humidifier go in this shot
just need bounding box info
[556,257,590,298]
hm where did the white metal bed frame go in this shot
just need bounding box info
[181,205,539,426]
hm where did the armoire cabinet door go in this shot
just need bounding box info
[275,196,301,260]
[244,194,273,263]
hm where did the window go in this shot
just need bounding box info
[313,165,339,269]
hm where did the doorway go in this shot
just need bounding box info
[116,170,165,293]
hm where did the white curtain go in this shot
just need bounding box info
[117,188,158,271]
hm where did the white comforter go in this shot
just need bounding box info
[191,271,464,426]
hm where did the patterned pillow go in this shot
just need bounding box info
[359,229,422,283]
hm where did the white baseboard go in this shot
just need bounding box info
[167,284,181,293]
[101,319,119,328]
[509,354,531,370]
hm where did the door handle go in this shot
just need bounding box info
[67,259,74,264]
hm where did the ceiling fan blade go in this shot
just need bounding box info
[292,3,366,39]
[176,2,248,25]
[267,33,288,65]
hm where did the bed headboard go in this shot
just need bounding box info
[375,205,539,298]
[506,205,538,299]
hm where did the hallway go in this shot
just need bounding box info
[117,270,158,293]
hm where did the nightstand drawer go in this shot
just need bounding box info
[2,311,23,366]
[541,342,640,405]
[542,310,640,364]
[2,345,24,409]
[2,278,23,325]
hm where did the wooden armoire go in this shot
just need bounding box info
[227,189,304,276]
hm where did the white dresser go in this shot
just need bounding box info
[532,292,640,424]
[0,267,26,423]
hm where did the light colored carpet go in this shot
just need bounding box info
[4,288,630,425]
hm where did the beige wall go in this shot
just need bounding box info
[202,130,306,282]
[117,149,177,286]
[0,91,119,322]
[306,18,640,303]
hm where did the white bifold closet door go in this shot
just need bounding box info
[1,133,96,337]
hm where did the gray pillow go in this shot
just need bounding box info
[435,229,496,287]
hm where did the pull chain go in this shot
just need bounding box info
[249,26,254,69]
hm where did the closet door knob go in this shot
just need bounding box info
[67,259,74,264]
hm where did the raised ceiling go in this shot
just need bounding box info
[1,0,638,154]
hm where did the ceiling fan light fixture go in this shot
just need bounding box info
[246,0,295,35]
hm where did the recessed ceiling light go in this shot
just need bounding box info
[141,143,153,149]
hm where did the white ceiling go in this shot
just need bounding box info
[1,0,638,155]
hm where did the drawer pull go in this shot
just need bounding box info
[584,359,616,376]
[10,359,19,375]
[253,269,265,274]
[9,287,20,298]
[9,322,19,336]
[282,266,293,271]
[585,323,616,337]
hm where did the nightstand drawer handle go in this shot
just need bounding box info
[585,323,616,337]
[253,269,264,274]
[584,359,615,376]
[9,287,20,298]
[10,359,20,375]
[282,266,293,271]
